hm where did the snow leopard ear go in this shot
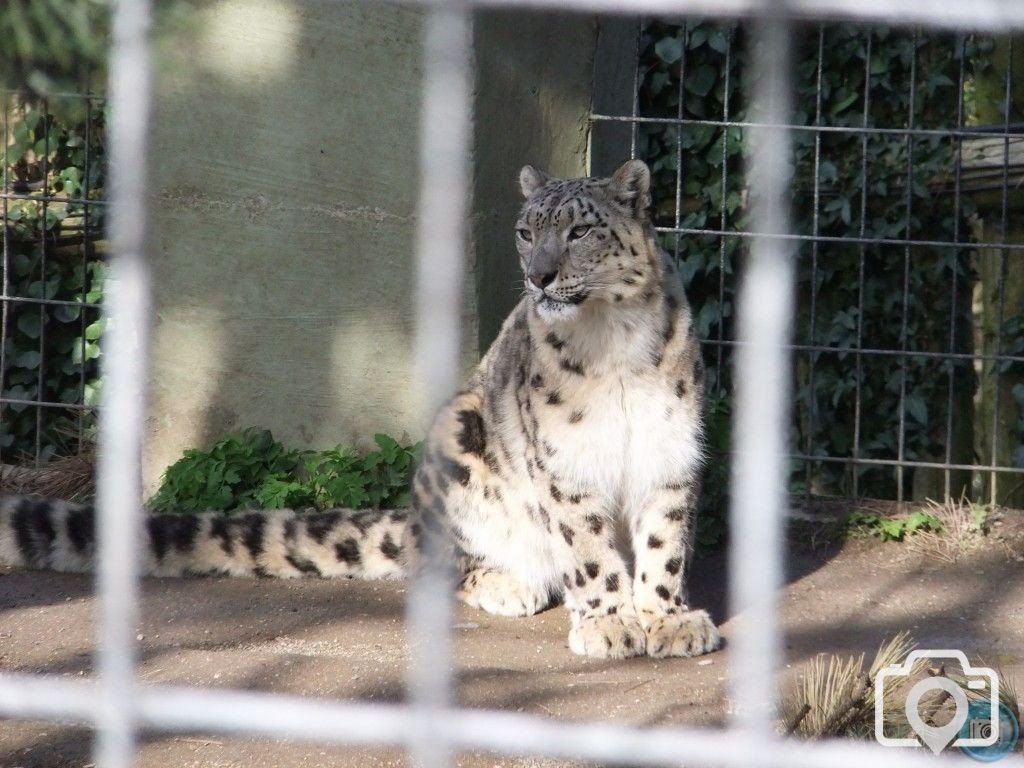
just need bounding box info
[519,165,550,198]
[609,159,652,219]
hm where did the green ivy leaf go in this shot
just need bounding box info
[685,64,718,97]
[16,312,42,339]
[831,91,859,115]
[654,37,683,65]
[707,29,730,54]
[905,395,927,426]
[14,347,42,369]
[54,303,81,323]
[84,317,105,340]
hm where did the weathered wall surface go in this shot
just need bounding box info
[471,12,598,349]
[145,2,603,491]
[146,0,437,491]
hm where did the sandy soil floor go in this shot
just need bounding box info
[1,513,1022,767]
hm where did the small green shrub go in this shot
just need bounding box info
[149,429,421,514]
[302,433,421,510]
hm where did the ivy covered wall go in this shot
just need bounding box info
[634,22,1022,507]
[1,99,106,461]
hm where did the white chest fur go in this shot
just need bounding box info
[538,306,702,520]
[543,371,700,516]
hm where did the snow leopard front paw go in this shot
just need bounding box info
[457,568,550,617]
[568,613,646,659]
[644,609,721,658]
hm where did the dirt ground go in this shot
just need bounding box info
[1,511,1023,768]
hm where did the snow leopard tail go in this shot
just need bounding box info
[0,495,408,579]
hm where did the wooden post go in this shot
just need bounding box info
[967,37,1024,507]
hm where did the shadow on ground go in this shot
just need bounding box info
[1,511,1022,767]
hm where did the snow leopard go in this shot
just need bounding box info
[0,159,720,660]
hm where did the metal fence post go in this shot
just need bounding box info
[94,0,154,765]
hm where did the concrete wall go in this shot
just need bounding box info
[471,12,598,348]
[144,1,604,491]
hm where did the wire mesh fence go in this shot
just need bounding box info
[592,21,1024,508]
[0,2,1022,768]
[0,90,106,471]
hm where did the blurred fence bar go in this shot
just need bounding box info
[0,1,1022,768]
[92,0,154,765]
[728,9,792,747]
[409,3,473,767]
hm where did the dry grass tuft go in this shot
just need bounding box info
[783,635,1024,748]
[996,668,1022,723]
[0,451,95,502]
[781,632,919,739]
[906,495,990,563]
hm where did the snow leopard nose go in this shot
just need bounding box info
[528,270,558,289]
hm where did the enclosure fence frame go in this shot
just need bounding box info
[0,1,1022,767]
[591,18,1024,505]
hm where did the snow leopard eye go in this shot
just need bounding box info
[516,228,533,243]
[568,225,591,241]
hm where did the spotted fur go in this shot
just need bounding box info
[0,497,405,579]
[411,160,720,659]
[0,160,720,660]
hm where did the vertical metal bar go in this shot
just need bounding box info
[94,0,154,765]
[944,36,967,500]
[895,29,918,503]
[852,32,873,498]
[673,22,688,268]
[35,100,50,465]
[990,36,1013,504]
[410,5,471,767]
[715,28,733,394]
[630,20,643,159]
[78,97,94,452]
[987,36,1011,505]
[1,96,10,462]
[729,9,792,744]
[804,25,825,500]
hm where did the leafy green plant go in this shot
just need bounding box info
[303,433,420,510]
[0,0,109,95]
[638,22,998,500]
[149,429,304,513]
[3,2,197,462]
[2,99,108,460]
[845,509,944,542]
[1,0,202,97]
[149,429,422,514]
